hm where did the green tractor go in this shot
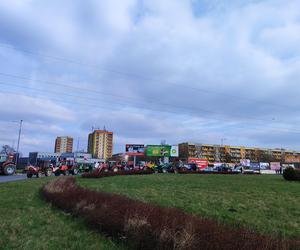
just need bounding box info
[0,154,16,175]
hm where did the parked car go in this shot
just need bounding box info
[201,167,214,172]
[214,164,232,172]
[179,163,198,172]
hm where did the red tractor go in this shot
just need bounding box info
[26,160,53,178]
[0,154,16,175]
[53,158,79,176]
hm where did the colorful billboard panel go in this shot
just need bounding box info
[125,144,145,156]
[146,145,171,157]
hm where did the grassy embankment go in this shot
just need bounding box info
[0,178,125,250]
[1,174,299,249]
[80,174,300,238]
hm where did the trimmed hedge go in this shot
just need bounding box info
[82,169,154,178]
[41,177,299,250]
[283,167,300,181]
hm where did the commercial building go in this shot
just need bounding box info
[28,152,61,165]
[54,136,73,153]
[179,142,300,163]
[87,129,113,159]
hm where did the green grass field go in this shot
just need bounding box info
[0,178,125,250]
[80,174,300,239]
[1,174,299,250]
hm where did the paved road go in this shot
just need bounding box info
[0,174,27,183]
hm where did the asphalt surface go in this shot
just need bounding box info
[0,174,27,183]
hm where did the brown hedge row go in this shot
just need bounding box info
[41,177,299,250]
[82,169,154,178]
[82,169,242,179]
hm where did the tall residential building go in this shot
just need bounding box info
[54,136,73,153]
[87,129,113,159]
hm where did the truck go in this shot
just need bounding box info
[0,154,16,175]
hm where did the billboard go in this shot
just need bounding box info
[240,159,250,167]
[259,162,270,170]
[188,158,208,169]
[170,146,179,157]
[250,163,260,170]
[146,145,171,157]
[270,162,281,170]
[125,144,145,156]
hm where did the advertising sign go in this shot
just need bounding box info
[240,159,250,167]
[146,145,171,157]
[188,158,208,169]
[125,144,145,156]
[170,145,179,157]
[270,162,281,170]
[259,162,270,170]
[250,163,260,170]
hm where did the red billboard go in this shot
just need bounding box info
[188,158,208,169]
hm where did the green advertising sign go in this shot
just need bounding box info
[146,145,171,157]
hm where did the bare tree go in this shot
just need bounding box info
[1,145,16,155]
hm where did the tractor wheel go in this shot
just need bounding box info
[54,172,60,176]
[45,168,52,177]
[27,173,33,178]
[3,164,16,175]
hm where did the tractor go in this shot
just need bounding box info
[26,160,53,178]
[0,154,16,175]
[53,158,79,176]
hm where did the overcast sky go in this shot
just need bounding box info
[1,0,300,155]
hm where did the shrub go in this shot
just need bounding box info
[283,167,300,181]
[41,177,299,250]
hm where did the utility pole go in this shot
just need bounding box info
[76,137,80,152]
[15,120,23,167]
[221,138,226,146]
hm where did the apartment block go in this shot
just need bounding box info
[87,129,113,159]
[179,142,300,163]
[54,136,73,153]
